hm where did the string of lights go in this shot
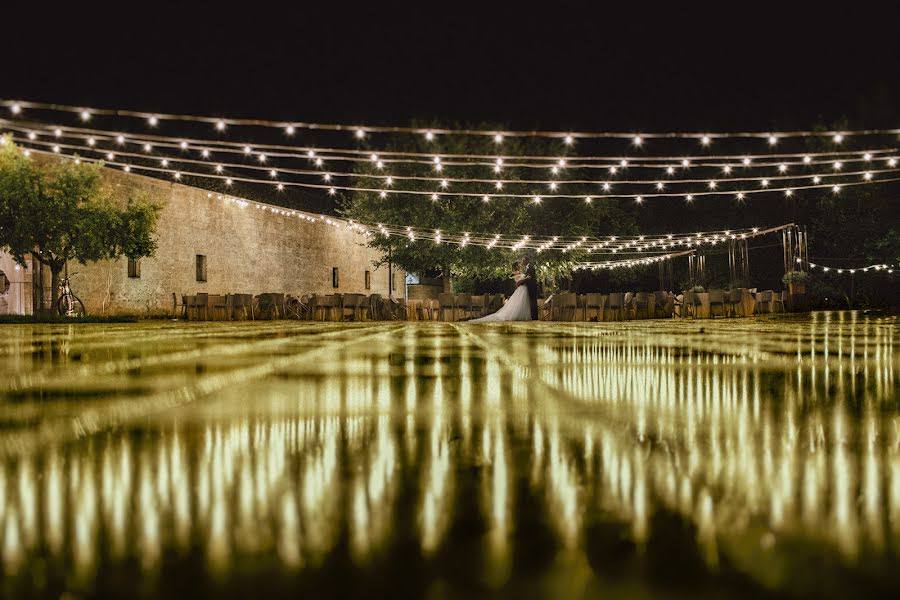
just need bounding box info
[805,260,895,275]
[8,135,900,204]
[5,99,899,142]
[574,249,696,269]
[3,118,897,170]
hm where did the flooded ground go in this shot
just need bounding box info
[0,312,898,599]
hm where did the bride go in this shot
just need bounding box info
[468,261,533,323]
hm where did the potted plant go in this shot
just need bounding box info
[782,270,809,295]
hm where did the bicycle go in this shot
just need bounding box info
[56,273,87,317]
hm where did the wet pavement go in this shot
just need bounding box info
[0,312,898,599]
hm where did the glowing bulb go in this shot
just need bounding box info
[863,171,873,181]
[431,193,439,201]
[494,133,503,143]
[620,159,628,167]
[355,128,365,139]
[888,158,898,167]
[285,125,295,135]
[371,153,379,162]
[376,160,384,169]
[767,135,777,145]
[53,128,62,137]
[785,189,794,197]
[106,152,115,160]
[10,103,21,114]
[277,183,284,191]
[215,120,226,131]
[609,166,618,175]
[551,165,559,175]
[87,137,96,146]
[742,157,751,166]
[778,163,787,173]
[143,144,152,152]
[584,196,593,204]
[23,149,31,157]
[685,194,694,202]
[655,182,664,190]
[723,165,732,174]
[833,133,844,143]
[379,190,387,198]
[116,135,125,145]
[761,179,770,187]
[564,135,574,145]
[328,187,336,196]
[225,178,233,186]
[257,154,266,162]
[666,166,675,175]
[813,176,822,184]
[708,180,717,189]
[532,196,542,204]
[385,176,393,186]
[549,182,558,191]
[174,172,182,180]
[80,110,91,121]
[736,191,746,200]
[27,131,36,140]
[440,179,449,189]
[270,169,278,178]
[52,145,60,153]
[307,150,316,158]
[482,195,490,202]
[160,159,169,167]
[832,184,841,193]
[315,157,323,167]
[180,141,188,150]
[863,152,872,161]
[243,146,251,155]
[632,135,643,146]
[635,196,644,204]
[425,131,435,141]
[803,155,812,164]
[215,164,223,173]
[602,182,611,191]
[495,181,503,190]
[700,135,711,146]
[201,149,210,158]
[123,165,130,172]
[558,158,566,167]
[833,161,842,170]
[681,158,690,167]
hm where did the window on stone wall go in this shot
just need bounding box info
[332,267,339,288]
[365,270,371,290]
[196,255,207,282]
[127,257,141,278]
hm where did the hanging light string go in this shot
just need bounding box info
[2,118,897,171]
[0,140,805,254]
[805,260,895,275]
[5,99,899,141]
[574,249,697,269]
[4,119,897,192]
[9,135,900,204]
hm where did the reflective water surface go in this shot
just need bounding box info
[0,312,898,598]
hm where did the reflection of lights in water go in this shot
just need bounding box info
[0,316,896,589]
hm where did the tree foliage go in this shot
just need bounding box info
[0,137,162,302]
[340,124,637,289]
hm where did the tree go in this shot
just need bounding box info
[341,125,636,292]
[0,137,162,310]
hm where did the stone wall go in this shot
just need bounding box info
[35,167,402,316]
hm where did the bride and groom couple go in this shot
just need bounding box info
[469,255,538,323]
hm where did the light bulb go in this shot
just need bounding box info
[635,196,644,204]
[355,129,365,139]
[201,149,210,158]
[723,165,732,174]
[174,172,181,180]
[602,182,611,191]
[277,183,284,191]
[215,164,223,173]
[551,165,559,175]
[609,166,618,175]
[270,169,278,178]
[379,190,387,198]
[681,158,690,167]
[666,166,675,175]
[532,196,542,204]
[685,194,694,202]
[832,184,841,193]
[813,176,821,184]
[889,158,898,167]
[160,159,168,167]
[307,150,316,158]
[742,157,751,166]
[785,189,794,197]
[225,178,233,186]
[257,154,266,163]
[864,171,873,180]
[53,128,62,137]
[106,152,115,160]
[482,195,490,202]
[116,135,125,145]
[144,144,152,152]
[620,159,628,167]
[123,165,130,172]
[833,161,842,170]
[371,153,379,162]
[52,145,60,153]
[761,179,770,187]
[736,192,746,200]
[584,196,593,204]
[767,135,777,145]
[243,146,251,154]
[549,182,558,191]
[655,182,664,190]
[315,157,323,166]
[493,133,503,143]
[80,110,91,121]
[863,152,872,161]
[700,135,711,146]
[708,180,717,189]
[440,179,449,189]
[376,160,384,169]
[10,103,21,114]
[425,131,434,141]
[385,176,393,186]
[632,135,643,146]
[558,158,566,167]
[564,135,574,145]
[180,141,188,150]
[328,187,336,196]
[27,131,36,140]
[803,155,812,164]
[431,193,439,201]
[87,137,96,146]
[778,163,787,173]
[833,133,844,143]
[495,181,503,190]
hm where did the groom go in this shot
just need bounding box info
[516,254,539,320]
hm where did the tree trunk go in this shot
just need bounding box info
[50,264,62,313]
[442,263,452,293]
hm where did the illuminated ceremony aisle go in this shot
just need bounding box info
[1,313,898,598]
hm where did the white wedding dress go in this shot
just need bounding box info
[468,274,533,322]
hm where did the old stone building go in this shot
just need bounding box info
[1,166,402,316]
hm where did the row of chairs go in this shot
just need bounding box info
[175,292,403,321]
[541,291,677,321]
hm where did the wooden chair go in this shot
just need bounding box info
[583,293,604,321]
[438,293,456,321]
[556,293,578,321]
[471,295,486,319]
[190,293,209,320]
[708,289,726,318]
[726,289,743,317]
[632,292,650,319]
[256,293,283,319]
[209,294,229,320]
[606,292,625,321]
[455,294,474,320]
[172,293,188,319]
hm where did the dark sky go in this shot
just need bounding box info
[4,5,898,132]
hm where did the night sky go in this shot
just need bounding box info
[5,6,898,132]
